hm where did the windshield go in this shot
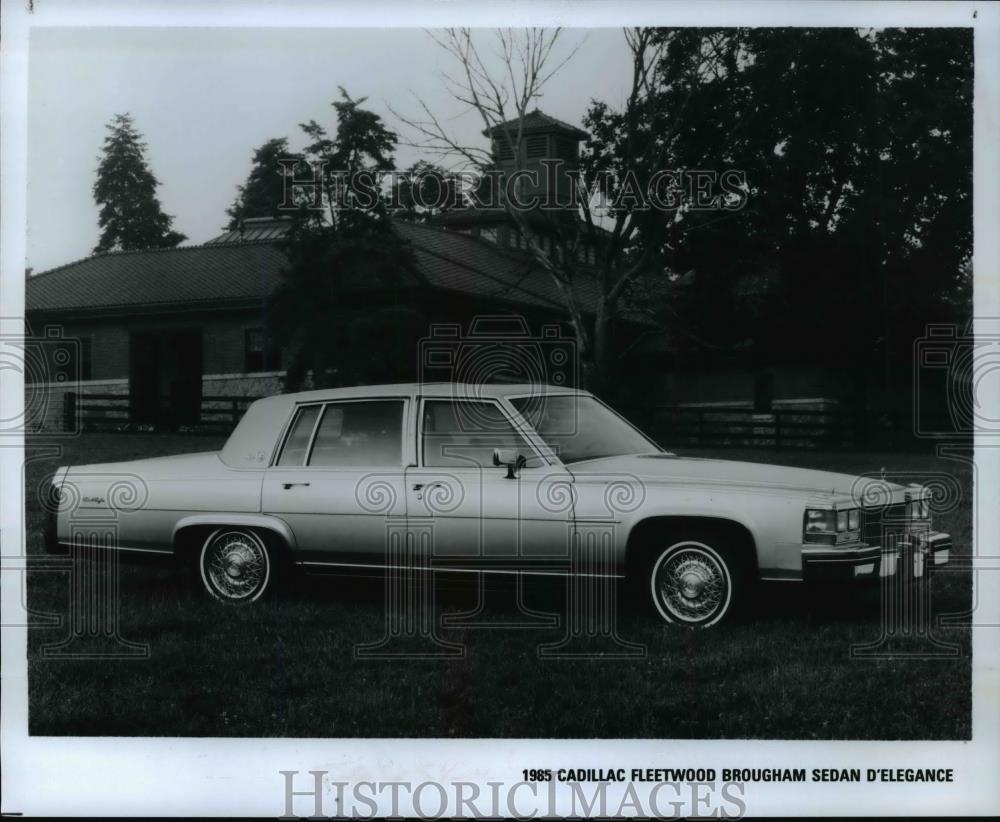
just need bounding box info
[510,394,662,464]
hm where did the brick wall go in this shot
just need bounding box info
[26,307,273,381]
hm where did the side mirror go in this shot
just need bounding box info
[492,448,527,479]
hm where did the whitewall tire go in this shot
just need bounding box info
[648,539,738,627]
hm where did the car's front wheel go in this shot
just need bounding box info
[199,528,272,603]
[647,538,742,627]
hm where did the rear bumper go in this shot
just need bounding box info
[802,531,951,583]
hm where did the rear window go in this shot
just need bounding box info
[275,400,404,467]
[308,401,403,467]
[276,405,322,466]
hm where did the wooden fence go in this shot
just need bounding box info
[65,393,862,449]
[643,405,858,450]
[64,392,262,434]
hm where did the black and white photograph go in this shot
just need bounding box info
[2,1,998,817]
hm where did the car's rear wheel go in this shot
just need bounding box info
[647,538,743,627]
[199,528,271,603]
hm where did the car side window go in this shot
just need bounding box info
[276,405,321,466]
[422,400,538,468]
[307,401,404,467]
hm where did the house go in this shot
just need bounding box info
[25,110,661,431]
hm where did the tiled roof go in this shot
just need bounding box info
[485,109,589,139]
[25,242,288,312]
[205,216,293,245]
[25,220,599,316]
[395,221,595,311]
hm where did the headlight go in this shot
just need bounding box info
[805,509,836,534]
[804,507,861,545]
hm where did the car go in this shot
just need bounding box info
[44,382,952,627]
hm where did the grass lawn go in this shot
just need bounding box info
[24,433,972,739]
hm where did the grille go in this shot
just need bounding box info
[861,502,907,547]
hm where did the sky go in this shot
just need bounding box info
[26,26,634,273]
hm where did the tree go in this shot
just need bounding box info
[617,28,972,379]
[392,29,750,392]
[390,160,465,222]
[393,27,971,398]
[226,137,306,230]
[295,87,397,230]
[269,89,420,389]
[92,113,185,253]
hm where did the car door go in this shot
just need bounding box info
[405,397,575,573]
[262,398,409,564]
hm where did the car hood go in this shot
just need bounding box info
[564,453,904,502]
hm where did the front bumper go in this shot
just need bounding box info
[802,531,951,583]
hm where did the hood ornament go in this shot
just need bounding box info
[880,466,886,481]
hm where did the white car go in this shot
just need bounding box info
[45,383,951,627]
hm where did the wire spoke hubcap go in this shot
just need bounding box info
[654,545,729,624]
[205,532,267,601]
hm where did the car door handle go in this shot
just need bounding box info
[412,483,425,491]
[282,482,311,489]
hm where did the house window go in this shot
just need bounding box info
[245,328,281,373]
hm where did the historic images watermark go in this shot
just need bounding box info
[6,321,148,658]
[33,469,150,659]
[913,319,1000,440]
[847,470,965,659]
[352,316,644,659]
[2,321,83,437]
[278,771,748,820]
[274,160,750,215]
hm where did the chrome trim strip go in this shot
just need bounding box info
[806,552,898,565]
[56,541,172,555]
[801,544,876,555]
[297,560,624,579]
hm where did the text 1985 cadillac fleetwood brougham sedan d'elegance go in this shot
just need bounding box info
[45,383,951,627]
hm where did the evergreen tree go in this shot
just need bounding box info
[226,137,307,230]
[92,113,185,254]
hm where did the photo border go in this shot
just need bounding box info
[2,0,997,816]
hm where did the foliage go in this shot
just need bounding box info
[584,28,973,377]
[390,161,466,222]
[92,113,186,254]
[266,90,420,389]
[225,138,307,230]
